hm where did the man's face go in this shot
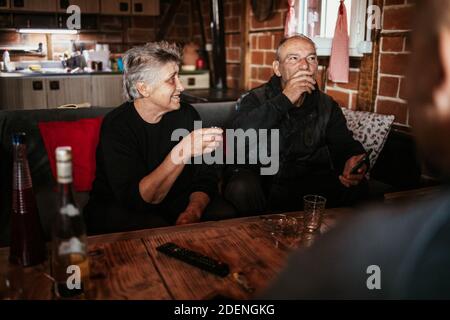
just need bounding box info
[146,61,184,112]
[273,38,319,86]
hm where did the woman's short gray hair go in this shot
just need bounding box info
[122,41,182,101]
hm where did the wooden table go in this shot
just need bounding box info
[0,208,355,300]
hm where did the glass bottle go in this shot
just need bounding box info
[9,132,46,267]
[51,146,89,299]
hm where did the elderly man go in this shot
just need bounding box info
[224,34,368,214]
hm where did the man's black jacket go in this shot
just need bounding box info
[231,75,365,181]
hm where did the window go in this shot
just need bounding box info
[295,0,372,57]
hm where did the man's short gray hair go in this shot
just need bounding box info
[275,34,316,61]
[122,41,182,101]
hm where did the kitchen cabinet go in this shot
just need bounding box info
[0,0,9,9]
[100,0,130,15]
[91,74,124,107]
[0,74,124,110]
[45,76,92,109]
[57,0,100,13]
[0,77,47,109]
[131,0,159,16]
[10,0,57,12]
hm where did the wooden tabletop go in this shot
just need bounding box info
[0,207,355,300]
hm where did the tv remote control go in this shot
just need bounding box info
[156,242,230,277]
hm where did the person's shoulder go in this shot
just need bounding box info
[101,101,136,131]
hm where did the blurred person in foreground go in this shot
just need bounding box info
[263,0,450,299]
[84,42,234,234]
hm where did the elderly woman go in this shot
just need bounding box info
[84,41,233,234]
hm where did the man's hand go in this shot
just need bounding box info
[175,208,201,225]
[282,70,316,106]
[339,154,367,188]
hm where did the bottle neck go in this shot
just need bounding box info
[58,181,76,207]
[56,159,76,207]
[12,143,33,191]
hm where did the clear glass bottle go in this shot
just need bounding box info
[9,132,46,267]
[51,146,89,299]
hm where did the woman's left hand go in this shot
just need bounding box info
[175,208,202,225]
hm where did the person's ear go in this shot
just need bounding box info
[136,82,150,98]
[273,60,281,77]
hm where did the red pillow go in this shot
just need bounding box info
[38,117,103,192]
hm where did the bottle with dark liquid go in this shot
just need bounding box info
[9,132,46,267]
[51,146,89,299]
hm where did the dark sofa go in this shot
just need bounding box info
[0,102,424,246]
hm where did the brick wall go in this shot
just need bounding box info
[247,1,287,89]
[374,0,414,126]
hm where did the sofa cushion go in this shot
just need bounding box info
[38,117,103,192]
[341,108,395,170]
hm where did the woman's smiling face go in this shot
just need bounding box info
[146,61,184,112]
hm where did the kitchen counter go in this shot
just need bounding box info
[0,71,122,77]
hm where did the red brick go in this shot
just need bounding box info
[226,48,240,62]
[231,2,241,17]
[376,99,408,124]
[378,76,400,97]
[228,34,240,47]
[251,67,258,79]
[399,78,408,100]
[224,3,232,17]
[273,32,284,50]
[264,12,283,29]
[0,31,20,43]
[333,70,360,91]
[274,0,289,10]
[264,51,276,65]
[250,35,257,49]
[227,64,240,78]
[384,0,405,5]
[251,51,264,65]
[225,17,240,32]
[316,69,324,89]
[258,67,273,81]
[382,37,404,52]
[258,35,273,50]
[250,80,264,89]
[383,6,414,30]
[250,15,266,30]
[326,89,350,108]
[380,53,410,76]
[351,93,358,110]
[404,35,412,52]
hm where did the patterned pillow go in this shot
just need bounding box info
[341,108,395,170]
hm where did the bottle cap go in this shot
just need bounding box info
[11,132,26,145]
[55,146,72,162]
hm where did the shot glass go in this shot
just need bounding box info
[303,195,327,233]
